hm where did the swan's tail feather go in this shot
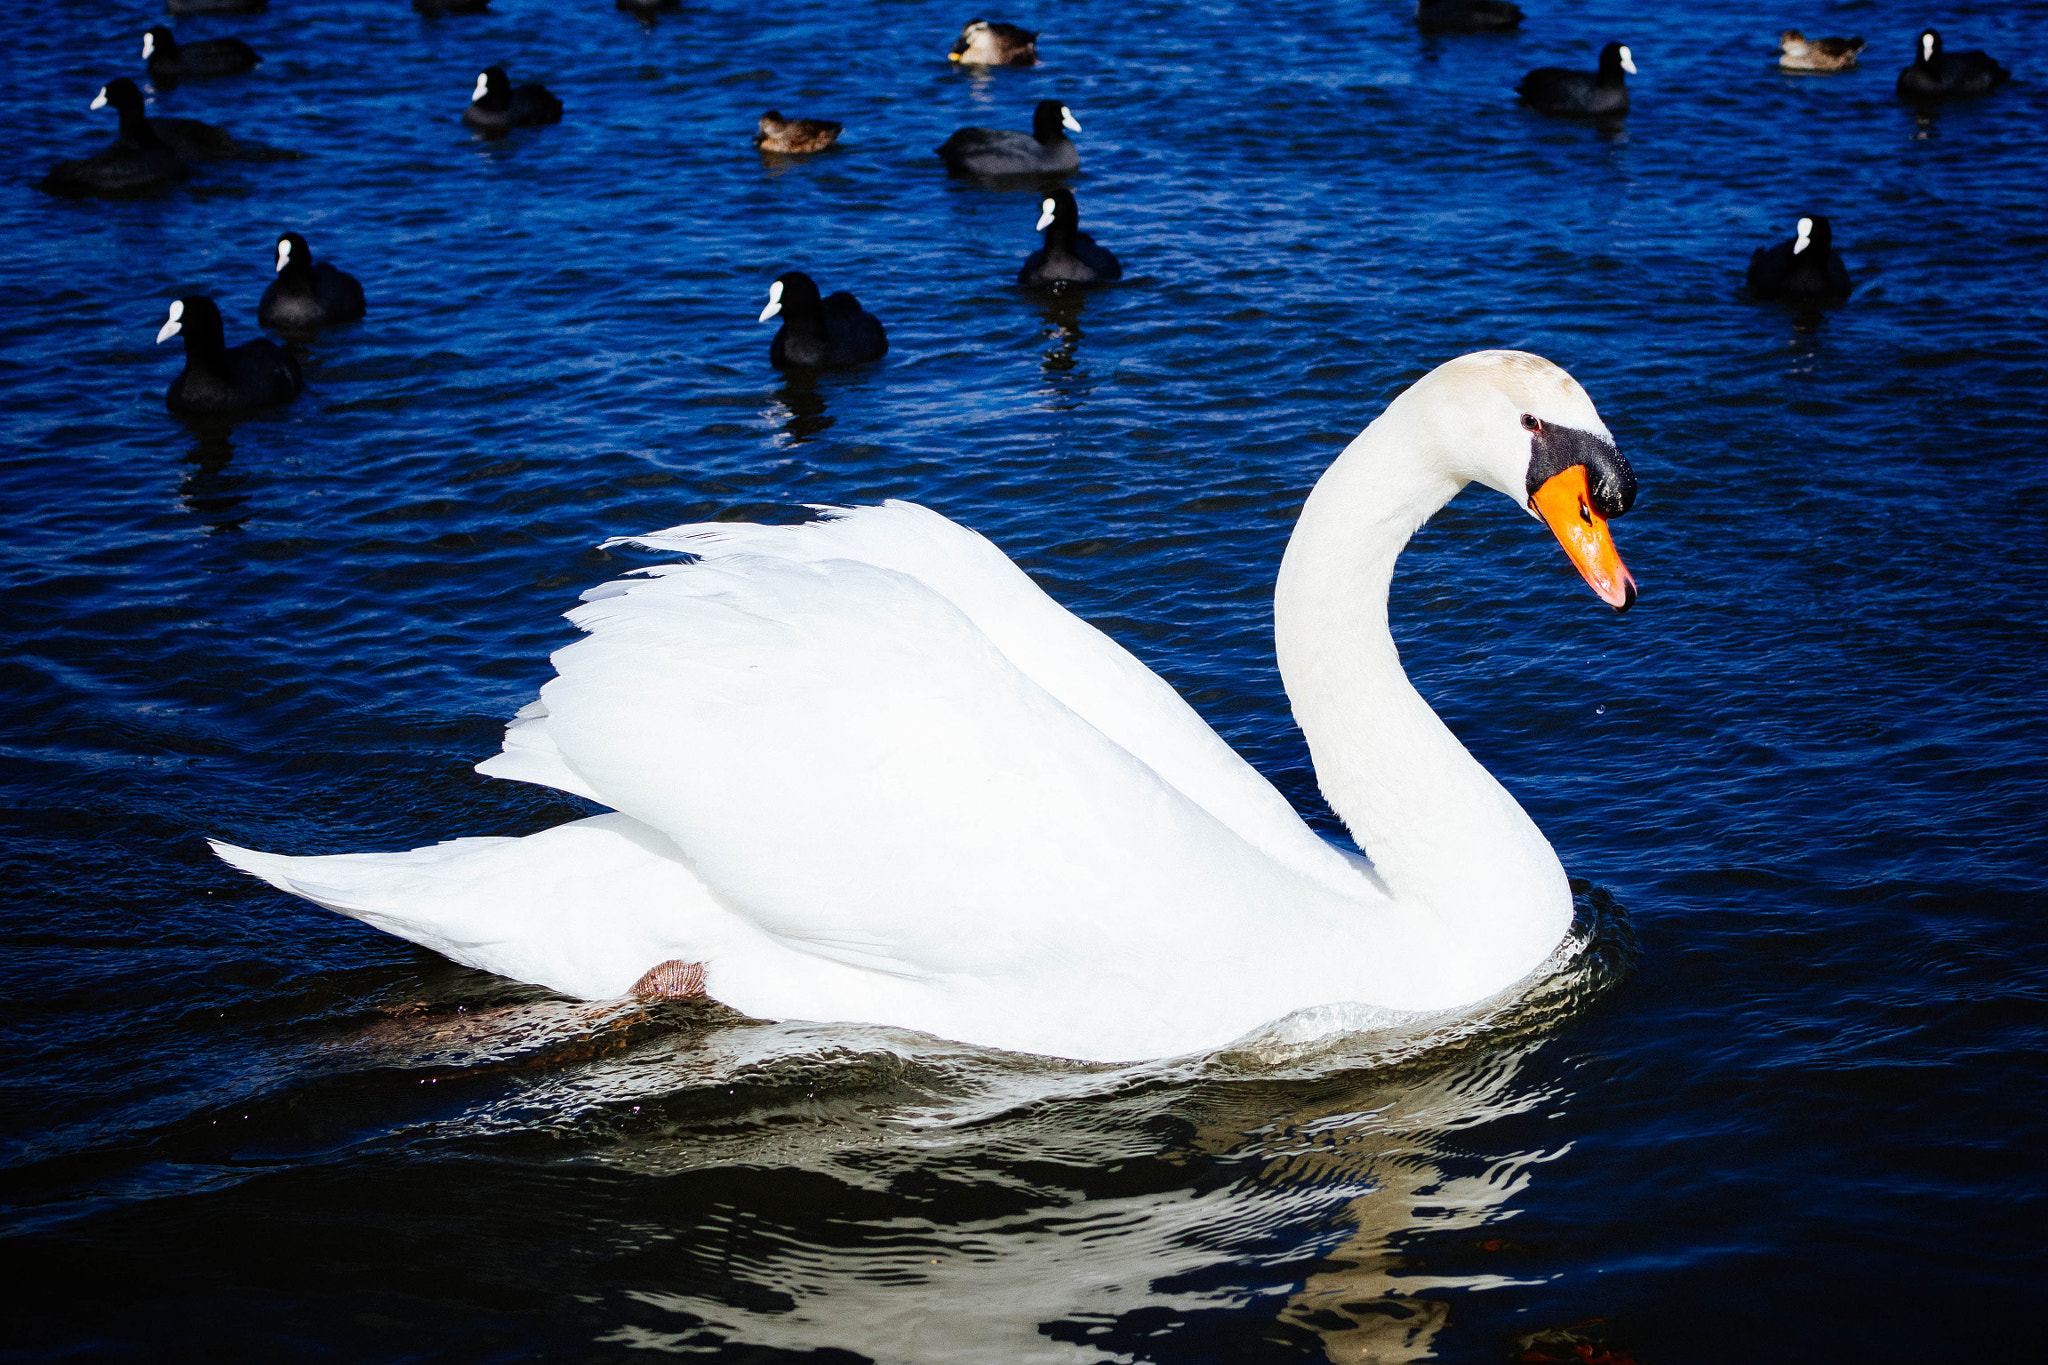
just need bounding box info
[207,814,744,1001]
[208,836,498,941]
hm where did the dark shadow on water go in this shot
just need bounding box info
[1591,113,1629,144]
[175,419,252,533]
[1414,28,1529,61]
[615,0,683,23]
[1033,287,1087,376]
[769,370,833,444]
[1739,289,1844,335]
[1788,304,1832,335]
[755,147,845,178]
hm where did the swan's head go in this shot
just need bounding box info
[1415,351,1638,610]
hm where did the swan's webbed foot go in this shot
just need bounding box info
[631,959,709,1001]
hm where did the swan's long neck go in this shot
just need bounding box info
[1274,389,1570,982]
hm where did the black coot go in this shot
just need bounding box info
[157,297,302,415]
[259,234,367,331]
[87,78,242,161]
[463,67,563,136]
[1415,0,1522,32]
[937,100,1080,176]
[41,81,187,197]
[1518,41,1636,115]
[1019,189,1122,287]
[142,26,259,80]
[1896,30,2010,99]
[1747,216,1852,301]
[142,25,260,79]
[759,272,887,370]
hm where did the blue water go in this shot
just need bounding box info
[5,0,2046,1359]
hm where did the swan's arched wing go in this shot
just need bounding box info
[524,552,1354,991]
[579,502,1360,894]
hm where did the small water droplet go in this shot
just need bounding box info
[1595,705,1606,715]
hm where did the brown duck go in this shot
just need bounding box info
[753,110,842,154]
[1777,30,1865,71]
[949,19,1037,66]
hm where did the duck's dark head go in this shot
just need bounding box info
[1791,215,1833,256]
[758,271,822,322]
[92,78,165,147]
[157,296,226,357]
[92,77,148,118]
[472,67,510,109]
[1031,100,1082,143]
[1035,188,1079,235]
[275,232,314,278]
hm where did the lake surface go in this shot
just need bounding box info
[5,0,2046,1360]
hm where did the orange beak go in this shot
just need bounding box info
[1531,466,1637,610]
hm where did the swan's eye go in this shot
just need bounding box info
[1521,413,1542,433]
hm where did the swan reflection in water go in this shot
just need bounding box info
[301,904,1624,1363]
[570,1026,1569,1363]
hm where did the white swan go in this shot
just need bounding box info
[213,350,1639,1064]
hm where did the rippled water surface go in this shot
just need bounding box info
[6,0,2047,1359]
